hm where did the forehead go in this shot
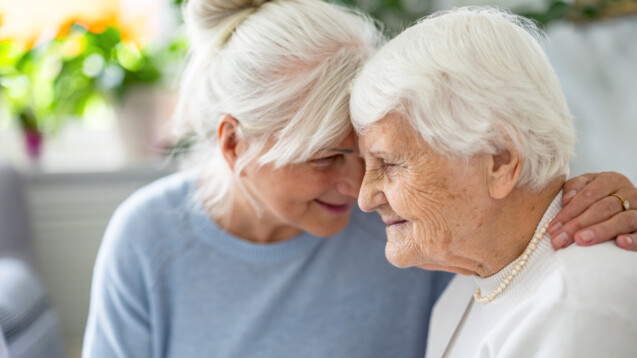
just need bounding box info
[359,113,417,153]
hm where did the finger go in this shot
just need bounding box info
[571,210,637,246]
[617,234,637,251]
[561,173,595,205]
[549,195,624,249]
[549,172,625,235]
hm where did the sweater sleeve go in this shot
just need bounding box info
[482,301,637,358]
[82,198,153,358]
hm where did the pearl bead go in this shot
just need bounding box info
[474,216,554,304]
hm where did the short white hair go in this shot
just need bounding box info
[174,0,382,218]
[350,7,575,191]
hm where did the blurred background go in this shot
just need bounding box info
[0,0,635,357]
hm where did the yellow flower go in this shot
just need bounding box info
[0,0,156,49]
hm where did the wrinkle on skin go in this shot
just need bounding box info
[359,113,564,277]
[359,114,504,276]
[398,162,488,272]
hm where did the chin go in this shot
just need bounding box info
[304,217,350,237]
[384,229,420,268]
[417,264,474,275]
[384,244,419,269]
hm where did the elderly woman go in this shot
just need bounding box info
[83,1,637,357]
[351,7,637,358]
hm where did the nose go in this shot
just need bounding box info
[357,167,387,213]
[334,156,364,198]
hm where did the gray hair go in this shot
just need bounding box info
[174,0,382,218]
[350,7,575,191]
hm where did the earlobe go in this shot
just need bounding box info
[488,148,521,199]
[218,115,241,171]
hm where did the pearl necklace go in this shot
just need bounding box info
[473,216,554,304]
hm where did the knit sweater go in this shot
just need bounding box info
[426,193,637,358]
[82,171,452,358]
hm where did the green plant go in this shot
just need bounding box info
[0,23,186,136]
[334,0,434,35]
[335,0,637,33]
[0,41,69,134]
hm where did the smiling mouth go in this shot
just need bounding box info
[384,219,408,227]
[314,199,353,214]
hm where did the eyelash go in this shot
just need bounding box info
[382,160,398,172]
[383,161,397,170]
[310,155,342,168]
[368,159,397,175]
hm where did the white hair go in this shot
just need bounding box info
[174,0,382,218]
[350,7,575,191]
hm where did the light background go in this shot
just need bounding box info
[0,1,635,357]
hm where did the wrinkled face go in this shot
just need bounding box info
[242,131,364,237]
[357,114,491,273]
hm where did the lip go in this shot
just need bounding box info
[314,199,353,214]
[383,219,408,227]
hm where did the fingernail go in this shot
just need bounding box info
[578,230,595,243]
[618,236,633,247]
[553,232,569,248]
[548,221,562,234]
[563,190,577,200]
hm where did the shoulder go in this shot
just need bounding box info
[514,242,637,342]
[116,170,195,220]
[100,171,198,266]
[484,245,637,357]
[109,171,195,233]
[551,241,637,306]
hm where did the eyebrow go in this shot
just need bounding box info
[362,150,399,161]
[322,148,354,154]
[367,150,390,157]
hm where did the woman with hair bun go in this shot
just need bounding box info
[82,0,637,357]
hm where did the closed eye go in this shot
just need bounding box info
[367,159,398,177]
[309,154,343,168]
[383,161,398,171]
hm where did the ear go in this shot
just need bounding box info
[487,147,522,200]
[218,115,242,171]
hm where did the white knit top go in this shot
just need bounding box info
[426,193,637,358]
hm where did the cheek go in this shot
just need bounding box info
[385,222,433,268]
[293,175,332,203]
[301,168,350,199]
[383,176,414,213]
[268,173,337,216]
[410,219,453,255]
[388,173,454,243]
[386,173,445,219]
[385,220,456,269]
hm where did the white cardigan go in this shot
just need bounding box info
[426,193,637,358]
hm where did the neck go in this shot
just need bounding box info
[213,183,302,244]
[475,179,564,278]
